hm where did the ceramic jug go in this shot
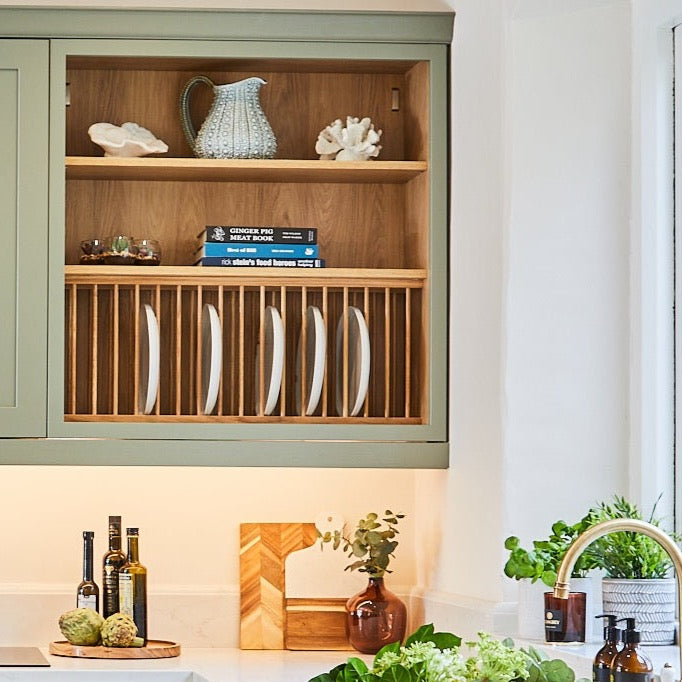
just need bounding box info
[179,76,277,159]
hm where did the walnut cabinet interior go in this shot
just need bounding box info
[63,54,435,425]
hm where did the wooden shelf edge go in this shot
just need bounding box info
[64,265,428,287]
[65,156,428,183]
[64,415,424,424]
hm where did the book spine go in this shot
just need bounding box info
[200,226,317,244]
[196,257,326,268]
[199,242,319,258]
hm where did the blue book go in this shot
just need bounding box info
[195,257,325,268]
[197,241,319,258]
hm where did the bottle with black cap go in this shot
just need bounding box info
[611,618,653,682]
[593,614,621,682]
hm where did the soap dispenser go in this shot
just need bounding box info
[611,618,653,682]
[593,614,621,682]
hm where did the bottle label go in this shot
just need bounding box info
[103,565,119,616]
[119,573,134,617]
[594,665,612,682]
[545,608,563,631]
[614,672,654,682]
[77,594,97,610]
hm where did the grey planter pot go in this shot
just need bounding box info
[601,578,676,645]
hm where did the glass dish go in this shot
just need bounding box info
[135,238,161,266]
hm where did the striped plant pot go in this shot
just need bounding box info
[601,578,676,645]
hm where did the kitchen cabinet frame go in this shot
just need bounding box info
[0,8,453,467]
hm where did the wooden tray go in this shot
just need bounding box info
[49,640,180,659]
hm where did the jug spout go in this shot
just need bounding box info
[179,75,277,159]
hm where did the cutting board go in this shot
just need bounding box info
[239,522,352,650]
[49,640,180,659]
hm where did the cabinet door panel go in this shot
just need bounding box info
[0,41,48,436]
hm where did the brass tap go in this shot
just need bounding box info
[553,518,682,677]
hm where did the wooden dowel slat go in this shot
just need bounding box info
[133,285,140,415]
[238,285,245,416]
[112,284,119,416]
[69,284,77,415]
[175,285,182,416]
[91,284,98,415]
[218,284,224,417]
[321,286,328,417]
[196,286,203,416]
[384,287,390,419]
[405,288,411,418]
[280,286,287,417]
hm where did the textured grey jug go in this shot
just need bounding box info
[180,76,277,159]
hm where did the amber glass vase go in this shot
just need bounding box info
[345,577,407,654]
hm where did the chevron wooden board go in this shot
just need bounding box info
[239,522,318,649]
[284,597,351,650]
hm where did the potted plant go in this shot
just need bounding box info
[585,496,677,645]
[504,515,602,642]
[308,623,584,682]
[319,510,407,654]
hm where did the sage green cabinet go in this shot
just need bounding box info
[0,9,452,466]
[0,40,48,438]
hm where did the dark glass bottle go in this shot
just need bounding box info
[102,516,127,618]
[593,614,621,682]
[76,531,100,611]
[612,618,653,682]
[119,527,147,643]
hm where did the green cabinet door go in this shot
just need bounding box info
[0,41,48,437]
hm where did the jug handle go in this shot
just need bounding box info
[179,75,215,151]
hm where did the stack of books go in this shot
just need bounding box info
[194,225,324,268]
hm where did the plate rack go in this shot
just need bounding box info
[64,266,427,423]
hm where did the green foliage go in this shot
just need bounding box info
[503,516,599,587]
[586,495,677,579]
[319,510,405,578]
[308,626,586,682]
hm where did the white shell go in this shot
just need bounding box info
[88,122,169,157]
[315,116,382,161]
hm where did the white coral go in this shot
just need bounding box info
[88,122,169,157]
[315,116,382,161]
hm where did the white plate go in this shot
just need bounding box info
[295,305,326,416]
[201,303,222,415]
[138,303,160,415]
[255,306,284,416]
[335,306,370,417]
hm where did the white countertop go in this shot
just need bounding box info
[0,648,369,682]
[0,643,679,682]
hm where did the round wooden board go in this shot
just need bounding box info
[49,640,180,659]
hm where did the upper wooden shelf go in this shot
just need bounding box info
[65,157,428,184]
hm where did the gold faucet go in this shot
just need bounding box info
[553,518,682,676]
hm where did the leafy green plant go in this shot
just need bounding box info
[586,495,676,579]
[308,624,587,682]
[319,510,404,578]
[503,515,599,587]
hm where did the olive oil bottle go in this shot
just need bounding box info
[102,516,126,618]
[119,527,147,643]
[76,531,100,611]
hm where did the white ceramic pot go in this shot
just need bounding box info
[601,578,675,645]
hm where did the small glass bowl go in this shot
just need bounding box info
[79,238,107,265]
[135,238,161,266]
[102,235,138,265]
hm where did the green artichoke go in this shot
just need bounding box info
[101,612,143,647]
[58,607,104,646]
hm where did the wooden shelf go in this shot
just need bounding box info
[65,157,428,184]
[64,265,428,287]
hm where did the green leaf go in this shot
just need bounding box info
[346,658,369,675]
[429,631,462,649]
[308,675,334,682]
[539,659,575,682]
[373,640,401,664]
[504,536,520,550]
[404,623,434,646]
[380,664,412,682]
[541,570,557,587]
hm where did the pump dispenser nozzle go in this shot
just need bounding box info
[617,617,641,644]
[595,614,620,641]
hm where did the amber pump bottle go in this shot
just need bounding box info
[593,614,621,682]
[611,618,653,682]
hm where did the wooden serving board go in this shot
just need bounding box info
[239,522,353,651]
[49,640,180,659]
